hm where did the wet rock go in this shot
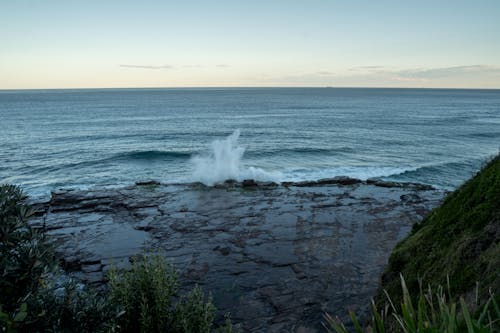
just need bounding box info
[60,256,81,271]
[213,246,232,256]
[242,179,258,187]
[135,180,161,186]
[282,176,362,187]
[81,263,102,273]
[366,179,402,188]
[367,179,435,191]
[38,182,444,332]
[84,271,104,284]
[259,181,279,188]
[317,176,362,186]
[400,193,423,203]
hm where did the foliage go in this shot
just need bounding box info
[174,285,216,333]
[324,275,499,333]
[378,155,500,306]
[23,280,120,333]
[108,254,223,333]
[108,255,178,332]
[216,314,241,333]
[0,184,54,331]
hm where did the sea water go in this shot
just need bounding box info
[1,88,499,198]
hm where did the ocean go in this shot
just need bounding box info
[1,87,499,199]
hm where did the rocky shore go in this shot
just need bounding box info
[30,178,444,332]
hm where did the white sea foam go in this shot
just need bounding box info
[191,130,281,185]
[281,166,418,182]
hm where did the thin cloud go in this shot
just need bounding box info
[119,64,231,70]
[349,65,387,72]
[316,71,334,76]
[119,64,173,70]
[261,64,500,87]
[398,65,500,79]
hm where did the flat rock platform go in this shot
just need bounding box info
[31,178,444,332]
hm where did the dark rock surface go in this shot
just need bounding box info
[30,180,444,332]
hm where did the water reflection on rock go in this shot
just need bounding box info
[31,180,444,332]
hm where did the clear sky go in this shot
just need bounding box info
[1,0,500,89]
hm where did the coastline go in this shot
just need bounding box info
[31,178,444,332]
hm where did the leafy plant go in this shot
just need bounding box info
[24,280,120,333]
[174,285,216,333]
[324,275,499,333]
[108,255,178,333]
[108,254,224,333]
[216,314,241,333]
[0,184,54,331]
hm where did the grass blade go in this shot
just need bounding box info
[460,297,475,333]
[348,310,364,333]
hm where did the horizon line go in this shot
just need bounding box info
[2,86,500,92]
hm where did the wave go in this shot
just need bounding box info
[247,146,354,158]
[386,157,494,189]
[190,130,281,185]
[464,132,500,139]
[279,166,418,182]
[25,150,193,173]
[113,150,192,161]
[189,130,416,186]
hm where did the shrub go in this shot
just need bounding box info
[0,184,54,331]
[108,254,220,333]
[24,280,120,333]
[174,285,216,333]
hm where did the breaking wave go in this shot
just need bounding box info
[190,130,281,185]
[189,130,418,186]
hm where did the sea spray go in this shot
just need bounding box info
[191,130,281,185]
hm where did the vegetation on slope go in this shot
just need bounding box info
[325,155,499,332]
[325,275,499,332]
[379,154,499,305]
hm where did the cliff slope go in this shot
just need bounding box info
[378,155,499,305]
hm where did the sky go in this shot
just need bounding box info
[1,0,500,89]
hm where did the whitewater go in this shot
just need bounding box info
[190,129,417,186]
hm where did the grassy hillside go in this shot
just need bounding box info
[378,154,500,306]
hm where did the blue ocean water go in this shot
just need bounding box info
[1,88,499,199]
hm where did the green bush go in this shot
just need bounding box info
[24,280,120,333]
[174,285,216,333]
[324,275,499,333]
[109,255,178,332]
[109,254,224,333]
[0,185,54,331]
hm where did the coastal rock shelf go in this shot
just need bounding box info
[31,180,444,332]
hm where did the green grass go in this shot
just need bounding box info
[378,155,499,307]
[325,275,499,333]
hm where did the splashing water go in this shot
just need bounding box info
[191,130,280,185]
